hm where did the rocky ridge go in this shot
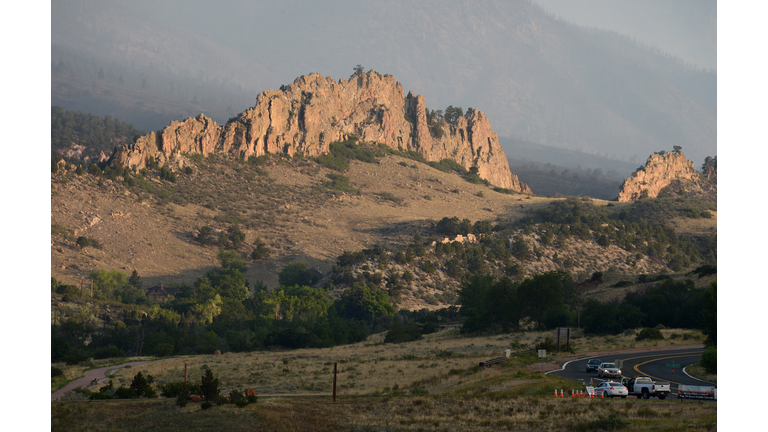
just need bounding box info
[110,71,530,193]
[617,151,705,202]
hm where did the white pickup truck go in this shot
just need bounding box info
[620,376,671,399]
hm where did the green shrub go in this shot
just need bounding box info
[700,346,716,374]
[378,192,402,204]
[56,284,80,297]
[251,238,272,260]
[154,343,174,357]
[200,367,220,402]
[492,187,516,195]
[130,372,154,397]
[402,271,414,283]
[384,321,422,344]
[428,158,466,174]
[93,345,125,360]
[62,352,90,365]
[201,401,213,410]
[422,260,437,274]
[160,381,200,398]
[316,153,350,171]
[160,166,177,182]
[76,236,103,250]
[114,387,137,399]
[635,328,664,341]
[88,163,102,176]
[89,392,113,400]
[590,412,628,430]
[248,155,270,166]
[323,173,359,193]
[52,366,64,377]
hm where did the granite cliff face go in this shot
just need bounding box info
[110,72,530,192]
[617,151,703,202]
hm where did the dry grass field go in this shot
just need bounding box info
[51,393,718,431]
[52,328,715,431]
[69,328,704,398]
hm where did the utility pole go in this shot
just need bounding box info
[333,363,337,402]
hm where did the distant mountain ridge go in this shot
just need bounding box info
[110,72,531,192]
[52,0,716,164]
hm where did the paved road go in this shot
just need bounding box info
[548,347,715,398]
[52,358,179,401]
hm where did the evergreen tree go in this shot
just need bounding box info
[200,367,219,401]
[128,270,142,289]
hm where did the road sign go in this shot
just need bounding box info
[538,350,546,358]
[665,363,681,368]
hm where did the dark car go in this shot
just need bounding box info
[586,359,602,373]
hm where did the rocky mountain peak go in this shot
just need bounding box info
[109,71,530,192]
[617,150,702,202]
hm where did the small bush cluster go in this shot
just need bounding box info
[76,236,102,250]
[88,373,158,400]
[635,328,664,341]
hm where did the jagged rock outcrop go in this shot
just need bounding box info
[110,72,530,192]
[617,151,703,202]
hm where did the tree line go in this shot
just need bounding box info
[51,106,146,163]
[51,251,394,364]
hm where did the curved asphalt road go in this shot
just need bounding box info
[52,358,179,401]
[548,347,715,399]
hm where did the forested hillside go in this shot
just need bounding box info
[51,106,145,165]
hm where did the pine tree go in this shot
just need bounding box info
[128,270,142,289]
[200,367,219,401]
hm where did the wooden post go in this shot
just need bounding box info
[91,280,94,297]
[557,328,561,352]
[333,362,337,402]
[184,363,187,383]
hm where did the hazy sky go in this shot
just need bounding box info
[125,0,716,72]
[534,0,716,70]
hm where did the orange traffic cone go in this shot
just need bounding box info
[571,389,575,397]
[555,389,558,397]
[601,391,604,398]
[560,389,564,398]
